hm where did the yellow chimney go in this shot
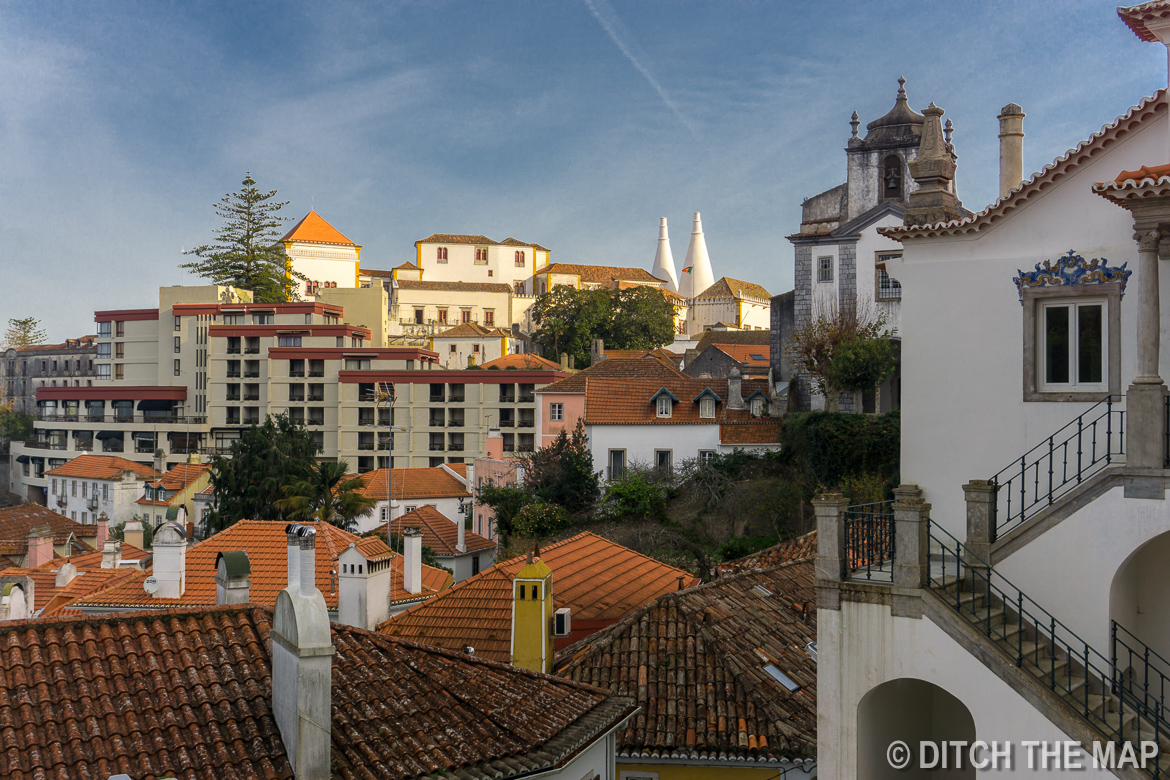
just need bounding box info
[511,557,555,673]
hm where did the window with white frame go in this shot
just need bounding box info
[698,450,715,464]
[751,396,766,416]
[608,449,626,479]
[656,396,672,418]
[1039,299,1105,392]
[818,256,833,283]
[699,397,715,418]
[549,402,564,422]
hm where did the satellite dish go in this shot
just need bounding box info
[143,576,160,595]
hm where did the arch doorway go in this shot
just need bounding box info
[1110,531,1170,695]
[857,678,975,778]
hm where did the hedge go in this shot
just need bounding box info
[777,408,900,488]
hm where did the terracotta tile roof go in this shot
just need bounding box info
[0,604,633,780]
[69,520,447,611]
[723,532,818,574]
[694,276,772,301]
[379,532,699,663]
[539,355,689,394]
[582,377,771,426]
[416,233,499,245]
[720,421,782,444]
[479,353,563,371]
[500,237,547,249]
[556,561,817,764]
[883,91,1166,240]
[10,335,98,354]
[615,280,686,301]
[148,462,209,492]
[280,210,356,246]
[0,504,99,552]
[437,322,511,338]
[352,466,470,501]
[391,506,495,556]
[715,344,771,367]
[44,454,160,481]
[1119,1,1170,41]
[8,561,141,614]
[539,263,666,285]
[396,279,513,293]
[693,329,771,353]
[360,267,394,278]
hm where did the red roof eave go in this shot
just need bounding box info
[36,386,187,401]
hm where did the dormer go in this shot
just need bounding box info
[650,387,679,419]
[746,389,770,417]
[692,387,722,419]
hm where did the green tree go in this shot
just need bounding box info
[180,172,303,302]
[603,286,676,351]
[601,470,668,521]
[511,501,571,556]
[3,317,47,349]
[0,405,34,447]
[530,286,675,367]
[276,460,377,532]
[475,483,531,539]
[790,299,890,412]
[205,414,318,532]
[828,337,895,402]
[523,419,600,513]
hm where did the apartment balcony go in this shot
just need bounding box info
[308,393,324,402]
[518,394,535,404]
[429,394,444,403]
[376,440,392,450]
[243,394,260,402]
[357,442,375,451]
[498,420,514,428]
[225,394,241,401]
[39,413,209,426]
[358,419,376,427]
[517,420,534,428]
[226,371,241,378]
[244,348,260,354]
[429,444,445,452]
[447,445,463,452]
[308,371,324,378]
[243,371,260,379]
[289,370,305,378]
[517,444,534,453]
[448,420,464,428]
[306,420,324,427]
[25,441,68,451]
[226,348,241,354]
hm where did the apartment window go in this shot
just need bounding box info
[226,407,241,424]
[115,321,125,337]
[244,407,261,424]
[273,335,300,348]
[817,256,833,283]
[308,383,324,401]
[243,384,260,401]
[226,336,241,354]
[514,251,525,267]
[244,337,260,354]
[244,360,260,378]
[449,344,457,354]
[115,343,125,359]
[253,313,273,325]
[461,310,471,324]
[103,484,109,500]
[699,397,715,419]
[656,396,672,418]
[449,384,465,402]
[345,358,371,370]
[81,512,87,523]
[173,359,181,377]
[72,480,77,497]
[655,450,673,474]
[438,309,448,325]
[1024,287,1120,401]
[97,322,111,338]
[174,316,181,332]
[51,479,57,495]
[608,449,626,480]
[309,359,325,377]
[97,343,111,359]
[289,359,304,378]
[289,383,305,402]
[414,309,425,325]
[96,364,111,379]
[484,310,494,326]
[436,246,448,262]
[173,336,181,353]
[71,512,76,521]
[549,402,564,422]
[474,247,488,264]
[223,314,244,325]
[472,344,480,354]
[114,364,124,380]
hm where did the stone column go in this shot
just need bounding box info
[892,484,929,590]
[1127,227,1167,470]
[963,480,996,586]
[814,492,849,610]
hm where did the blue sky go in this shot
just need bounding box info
[1,0,1164,341]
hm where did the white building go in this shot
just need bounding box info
[413,233,550,296]
[351,464,472,534]
[688,276,773,333]
[817,6,1170,775]
[279,211,362,295]
[390,505,496,582]
[429,323,516,368]
[43,455,160,526]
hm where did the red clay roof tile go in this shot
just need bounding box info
[280,210,356,246]
[44,454,160,481]
[391,506,494,556]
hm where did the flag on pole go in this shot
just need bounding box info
[682,266,693,273]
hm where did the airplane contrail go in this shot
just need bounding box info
[583,0,697,137]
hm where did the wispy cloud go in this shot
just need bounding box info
[582,0,697,137]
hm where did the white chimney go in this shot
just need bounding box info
[101,540,122,569]
[457,514,467,554]
[214,550,251,605]
[151,521,187,598]
[651,217,680,293]
[272,524,333,780]
[679,212,716,300]
[404,528,422,595]
[287,524,300,589]
[338,542,394,629]
[55,561,77,587]
[997,103,1025,200]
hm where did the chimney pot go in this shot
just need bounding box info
[27,525,54,569]
[403,528,423,595]
[299,527,317,596]
[95,513,109,551]
[997,103,1025,200]
[101,539,122,569]
[214,550,251,605]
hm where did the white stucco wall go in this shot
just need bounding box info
[586,424,721,474]
[895,108,1167,534]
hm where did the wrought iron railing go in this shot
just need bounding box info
[1164,395,1170,469]
[990,395,1124,541]
[1113,620,1170,728]
[843,500,895,581]
[929,521,1168,761]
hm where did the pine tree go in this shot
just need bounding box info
[3,317,47,349]
[180,172,304,302]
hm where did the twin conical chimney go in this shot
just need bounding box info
[651,217,679,292]
[679,212,715,300]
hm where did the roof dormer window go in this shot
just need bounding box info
[699,397,715,419]
[751,397,766,416]
[657,396,672,418]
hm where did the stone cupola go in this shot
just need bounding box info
[905,103,964,226]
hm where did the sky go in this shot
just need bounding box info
[1,0,1165,342]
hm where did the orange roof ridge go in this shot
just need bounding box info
[281,210,356,246]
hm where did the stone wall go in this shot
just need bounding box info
[769,291,795,386]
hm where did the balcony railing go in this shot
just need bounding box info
[429,420,444,428]
[308,393,324,402]
[448,420,464,427]
[517,444,534,453]
[518,395,535,403]
[357,442,375,451]
[290,370,305,378]
[39,413,209,425]
[306,419,324,426]
[517,420,534,428]
[243,371,260,378]
[499,420,514,428]
[225,394,241,401]
[226,371,241,378]
[448,444,464,452]
[25,441,67,450]
[358,419,375,427]
[843,501,895,582]
[429,444,445,452]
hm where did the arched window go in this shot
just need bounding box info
[881,155,902,200]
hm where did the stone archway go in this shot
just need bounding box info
[857,678,975,779]
[1110,531,1170,691]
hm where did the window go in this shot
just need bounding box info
[173,336,181,353]
[96,364,111,380]
[115,321,125,337]
[449,344,457,354]
[514,250,525,267]
[608,449,626,480]
[173,359,181,376]
[345,358,371,370]
[484,310,494,326]
[472,555,480,575]
[762,663,801,692]
[818,256,833,283]
[474,247,487,264]
[514,282,525,295]
[245,337,260,354]
[876,268,902,300]
[472,344,480,354]
[655,450,673,474]
[223,314,244,325]
[549,402,564,422]
[1024,287,1119,401]
[487,269,493,277]
[174,316,181,332]
[699,397,715,418]
[414,309,425,325]
[103,484,109,500]
[699,450,715,464]
[461,310,471,324]
[72,480,77,497]
[656,396,672,418]
[114,364,124,380]
[51,479,57,495]
[278,336,302,347]
[438,309,448,325]
[751,396,767,416]
[436,246,448,262]
[81,512,87,523]
[97,322,111,338]
[115,343,124,359]
[97,343,111,359]
[253,313,273,325]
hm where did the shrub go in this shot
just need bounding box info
[602,471,668,521]
[778,408,899,488]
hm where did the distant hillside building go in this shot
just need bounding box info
[279,211,363,295]
[3,336,98,415]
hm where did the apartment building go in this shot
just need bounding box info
[3,337,98,414]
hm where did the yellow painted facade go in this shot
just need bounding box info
[511,558,554,673]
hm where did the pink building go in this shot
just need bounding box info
[471,430,524,540]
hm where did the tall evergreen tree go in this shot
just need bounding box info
[3,317,47,349]
[276,460,377,532]
[205,414,318,533]
[181,172,304,302]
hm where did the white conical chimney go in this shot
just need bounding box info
[679,212,715,300]
[651,217,679,293]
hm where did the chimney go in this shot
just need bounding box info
[338,542,394,629]
[187,451,201,465]
[486,429,503,460]
[403,527,422,595]
[27,525,54,568]
[727,368,744,410]
[651,217,680,293]
[214,551,251,605]
[510,557,555,673]
[272,524,334,780]
[559,353,569,370]
[151,521,187,598]
[153,448,166,477]
[590,339,605,364]
[123,518,145,550]
[457,514,467,553]
[997,103,1025,200]
[0,580,30,621]
[101,539,122,569]
[95,513,109,551]
[680,212,715,300]
[905,103,964,226]
[55,561,77,587]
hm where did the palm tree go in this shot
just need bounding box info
[276,461,377,532]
